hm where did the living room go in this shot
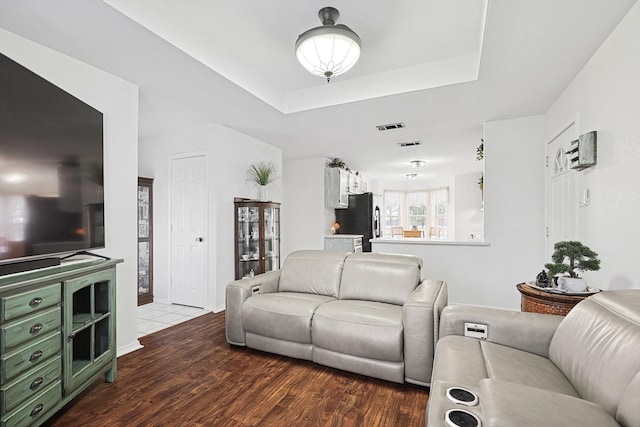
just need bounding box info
[0,0,639,425]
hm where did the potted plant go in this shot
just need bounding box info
[247,161,277,201]
[545,241,600,292]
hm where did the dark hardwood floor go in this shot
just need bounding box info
[44,311,428,426]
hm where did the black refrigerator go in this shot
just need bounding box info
[335,192,381,252]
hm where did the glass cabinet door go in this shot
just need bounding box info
[138,178,153,305]
[263,207,280,273]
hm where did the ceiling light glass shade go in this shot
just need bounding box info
[410,160,426,168]
[295,7,361,82]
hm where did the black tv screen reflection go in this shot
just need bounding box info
[0,53,104,262]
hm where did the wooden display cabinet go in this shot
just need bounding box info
[234,198,281,280]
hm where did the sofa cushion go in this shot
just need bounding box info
[432,336,578,397]
[242,292,335,344]
[312,300,404,362]
[481,340,578,397]
[550,290,640,418]
[479,379,619,427]
[278,250,348,298]
[338,252,421,305]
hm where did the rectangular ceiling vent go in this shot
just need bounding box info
[376,122,405,131]
[398,141,422,147]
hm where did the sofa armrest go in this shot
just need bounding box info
[439,305,563,358]
[402,279,448,386]
[479,379,619,427]
[225,270,281,345]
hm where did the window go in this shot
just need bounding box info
[383,188,449,238]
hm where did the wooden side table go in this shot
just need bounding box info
[516,283,598,316]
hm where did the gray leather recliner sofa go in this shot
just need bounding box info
[226,250,448,386]
[426,290,640,427]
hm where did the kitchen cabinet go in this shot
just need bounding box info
[325,168,349,208]
[324,235,363,253]
[234,199,281,279]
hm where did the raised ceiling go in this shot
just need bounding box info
[104,0,487,114]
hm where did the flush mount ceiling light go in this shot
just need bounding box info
[410,160,426,168]
[406,173,418,180]
[295,6,362,83]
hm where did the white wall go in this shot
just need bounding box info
[138,123,282,312]
[545,1,640,291]
[373,115,546,310]
[1,30,141,355]
[455,172,484,240]
[281,157,330,258]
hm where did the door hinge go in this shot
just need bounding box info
[545,226,549,237]
[545,156,549,167]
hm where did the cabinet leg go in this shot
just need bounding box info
[105,361,117,383]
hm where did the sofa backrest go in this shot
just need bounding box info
[549,290,640,426]
[338,252,422,305]
[278,250,348,298]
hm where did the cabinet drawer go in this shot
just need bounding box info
[0,356,61,413]
[1,307,61,352]
[1,284,61,323]
[1,333,61,384]
[0,381,61,427]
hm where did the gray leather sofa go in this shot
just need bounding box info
[226,250,448,386]
[426,290,640,427]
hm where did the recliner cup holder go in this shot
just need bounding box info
[446,387,479,406]
[445,409,481,427]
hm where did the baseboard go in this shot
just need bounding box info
[117,340,144,357]
[213,304,225,313]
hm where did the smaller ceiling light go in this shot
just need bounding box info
[295,6,362,82]
[406,173,418,180]
[410,160,425,168]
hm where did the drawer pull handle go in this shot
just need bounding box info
[30,377,44,390]
[30,403,44,417]
[29,297,43,307]
[29,323,44,334]
[29,350,43,362]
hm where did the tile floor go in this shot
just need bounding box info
[137,302,211,338]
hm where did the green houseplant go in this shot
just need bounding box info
[247,161,277,201]
[545,241,601,278]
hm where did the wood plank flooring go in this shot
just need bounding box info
[43,311,428,426]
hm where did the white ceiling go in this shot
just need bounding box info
[0,0,636,181]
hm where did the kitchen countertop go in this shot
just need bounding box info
[371,238,490,247]
[325,234,364,239]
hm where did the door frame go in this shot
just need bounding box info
[168,151,210,309]
[545,113,580,259]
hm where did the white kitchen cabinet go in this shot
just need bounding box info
[324,235,363,253]
[325,168,349,208]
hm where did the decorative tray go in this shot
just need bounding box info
[526,282,600,295]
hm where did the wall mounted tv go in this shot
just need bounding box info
[0,53,104,271]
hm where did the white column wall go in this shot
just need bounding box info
[1,29,140,355]
[545,1,640,291]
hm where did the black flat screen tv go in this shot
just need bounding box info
[0,53,104,269]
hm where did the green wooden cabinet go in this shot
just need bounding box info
[0,259,121,427]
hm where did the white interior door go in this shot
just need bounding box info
[170,155,207,307]
[546,122,578,258]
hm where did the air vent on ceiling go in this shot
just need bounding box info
[376,122,405,131]
[398,141,422,147]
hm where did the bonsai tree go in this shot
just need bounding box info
[247,161,277,186]
[545,241,601,278]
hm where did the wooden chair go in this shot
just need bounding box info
[428,227,440,238]
[391,226,403,237]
